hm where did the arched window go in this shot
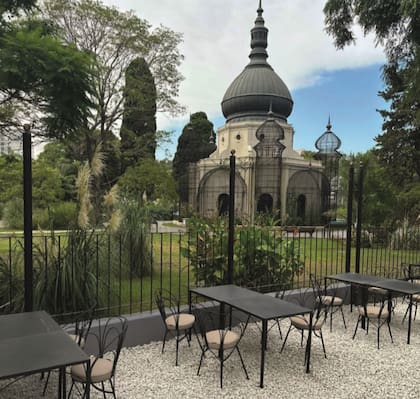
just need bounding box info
[218,193,229,216]
[297,194,306,219]
[257,194,273,214]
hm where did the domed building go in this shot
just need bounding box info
[188,1,332,225]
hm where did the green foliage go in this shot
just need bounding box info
[324,0,420,197]
[118,158,177,207]
[0,21,94,138]
[182,216,304,291]
[173,112,217,203]
[3,198,23,229]
[390,218,420,250]
[33,229,98,315]
[117,201,152,278]
[120,57,157,170]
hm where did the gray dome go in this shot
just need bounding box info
[221,2,293,122]
[222,65,293,122]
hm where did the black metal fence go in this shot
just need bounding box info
[0,224,419,319]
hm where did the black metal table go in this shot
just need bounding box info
[326,272,420,344]
[0,311,90,398]
[189,284,313,388]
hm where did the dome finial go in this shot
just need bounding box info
[249,0,269,65]
[326,115,332,131]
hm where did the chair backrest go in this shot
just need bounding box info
[193,302,248,354]
[89,316,128,377]
[155,289,180,322]
[309,274,336,322]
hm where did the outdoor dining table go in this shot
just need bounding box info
[0,310,90,398]
[189,284,313,388]
[326,272,420,344]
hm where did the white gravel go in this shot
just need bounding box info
[3,303,420,398]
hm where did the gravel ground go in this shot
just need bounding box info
[3,303,420,399]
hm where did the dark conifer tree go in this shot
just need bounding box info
[120,57,157,172]
[173,112,216,204]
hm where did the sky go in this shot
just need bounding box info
[104,0,387,159]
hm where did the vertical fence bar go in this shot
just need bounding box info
[345,163,354,273]
[227,150,236,284]
[23,124,33,312]
[355,163,364,274]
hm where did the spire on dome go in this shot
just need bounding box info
[249,0,269,66]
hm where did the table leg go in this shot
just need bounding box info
[260,320,267,388]
[85,360,91,399]
[306,312,312,373]
[58,368,63,399]
[408,294,413,344]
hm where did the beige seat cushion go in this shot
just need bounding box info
[68,333,85,348]
[206,329,239,350]
[290,315,323,331]
[71,357,113,383]
[368,286,388,296]
[165,313,195,330]
[358,305,389,319]
[317,295,343,306]
[412,294,420,302]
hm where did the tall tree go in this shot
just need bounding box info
[173,112,216,204]
[42,0,184,148]
[0,3,94,139]
[120,57,157,172]
[324,0,420,186]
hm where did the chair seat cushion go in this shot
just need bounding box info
[165,313,195,330]
[368,286,388,296]
[290,315,323,331]
[71,357,112,383]
[412,294,420,302]
[206,329,239,350]
[358,305,389,319]
[68,333,85,348]
[317,295,343,306]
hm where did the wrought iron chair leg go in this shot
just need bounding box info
[67,381,74,399]
[352,316,360,339]
[101,382,106,399]
[319,330,327,358]
[280,324,292,353]
[330,310,333,332]
[340,307,347,329]
[197,349,206,375]
[175,329,180,366]
[161,330,168,353]
[220,351,224,388]
[387,321,394,343]
[300,330,304,347]
[402,304,410,323]
[414,303,418,321]
[42,370,51,396]
[236,347,249,380]
[276,319,282,340]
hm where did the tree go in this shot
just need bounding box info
[324,0,420,187]
[42,0,184,147]
[172,112,216,204]
[0,3,94,139]
[118,158,177,206]
[120,57,157,172]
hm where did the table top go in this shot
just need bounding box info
[190,284,312,320]
[326,272,386,286]
[0,311,89,380]
[370,279,420,295]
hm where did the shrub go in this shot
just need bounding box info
[3,199,23,229]
[183,216,304,291]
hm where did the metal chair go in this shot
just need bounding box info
[310,273,346,331]
[281,287,328,360]
[352,286,393,349]
[193,302,249,388]
[155,288,195,366]
[68,316,128,399]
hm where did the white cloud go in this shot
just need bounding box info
[104,0,386,132]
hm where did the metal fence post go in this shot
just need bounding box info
[227,150,236,284]
[345,162,354,273]
[23,124,33,312]
[355,162,364,274]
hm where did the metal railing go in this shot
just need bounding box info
[0,224,419,319]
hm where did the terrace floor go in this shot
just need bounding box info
[4,302,420,398]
